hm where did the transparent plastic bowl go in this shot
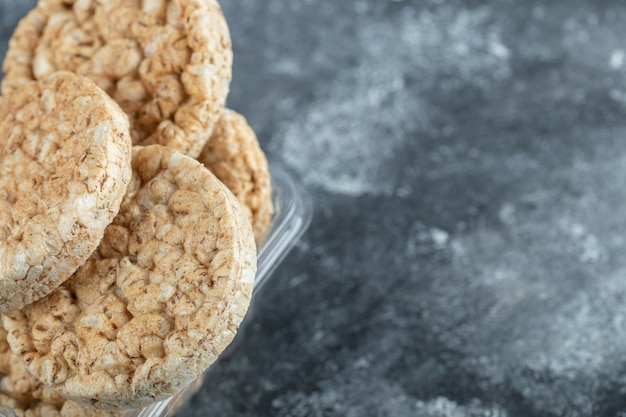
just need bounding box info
[0,164,311,417]
[126,164,313,417]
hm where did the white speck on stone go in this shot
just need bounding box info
[354,357,371,369]
[289,274,308,288]
[489,40,510,59]
[396,185,413,199]
[498,203,516,226]
[271,58,302,76]
[414,397,508,417]
[431,228,450,249]
[559,219,606,263]
[610,49,624,69]
[450,239,466,259]
[564,221,585,238]
[454,43,470,55]
[580,234,602,263]
[610,88,626,104]
[408,224,452,255]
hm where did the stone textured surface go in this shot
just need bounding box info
[5,0,626,416]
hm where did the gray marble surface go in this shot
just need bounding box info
[3,1,626,416]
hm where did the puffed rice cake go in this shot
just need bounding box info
[2,0,233,158]
[3,145,256,410]
[198,109,273,241]
[0,323,124,417]
[0,71,132,313]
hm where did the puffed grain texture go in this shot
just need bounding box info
[198,109,274,241]
[2,0,233,158]
[0,323,124,417]
[3,145,256,410]
[0,324,64,409]
[0,71,132,313]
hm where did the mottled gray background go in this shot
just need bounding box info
[3,1,626,416]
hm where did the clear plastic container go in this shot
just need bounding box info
[126,164,313,417]
[0,164,311,417]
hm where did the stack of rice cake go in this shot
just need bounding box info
[0,1,274,415]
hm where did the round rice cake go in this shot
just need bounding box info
[0,71,132,313]
[0,323,123,417]
[2,0,233,158]
[198,109,273,241]
[2,145,256,410]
